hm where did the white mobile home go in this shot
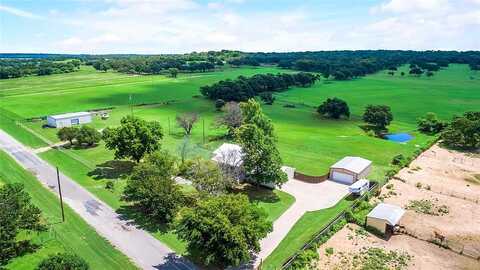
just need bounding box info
[329,156,372,184]
[47,112,92,128]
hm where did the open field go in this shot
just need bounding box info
[315,223,479,270]
[0,150,137,270]
[1,64,479,267]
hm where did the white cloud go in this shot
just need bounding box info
[371,0,450,14]
[3,0,477,53]
[0,4,43,19]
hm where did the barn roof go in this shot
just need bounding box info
[48,112,91,120]
[211,143,243,167]
[367,203,405,226]
[330,156,372,174]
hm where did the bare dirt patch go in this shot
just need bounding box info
[316,224,479,270]
[377,179,480,259]
[396,144,480,203]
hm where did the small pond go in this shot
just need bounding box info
[384,133,413,143]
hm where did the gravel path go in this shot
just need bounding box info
[0,129,196,270]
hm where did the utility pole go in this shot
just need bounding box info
[168,117,171,135]
[129,94,133,116]
[202,119,205,144]
[56,167,65,222]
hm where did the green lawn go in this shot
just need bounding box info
[0,150,137,270]
[1,64,479,267]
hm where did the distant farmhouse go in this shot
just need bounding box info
[329,156,372,184]
[47,112,92,128]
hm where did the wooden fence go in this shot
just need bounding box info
[293,171,329,183]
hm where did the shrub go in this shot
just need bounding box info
[259,92,275,105]
[215,99,226,111]
[391,154,405,166]
[105,180,114,190]
[36,253,89,270]
[75,126,101,146]
[325,247,334,256]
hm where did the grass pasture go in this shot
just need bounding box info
[1,64,479,267]
[0,150,137,270]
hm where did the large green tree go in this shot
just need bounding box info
[176,194,272,267]
[75,126,101,146]
[123,151,184,223]
[237,124,287,187]
[36,253,89,270]
[317,97,350,119]
[362,105,393,130]
[417,112,446,134]
[0,183,45,266]
[240,99,274,137]
[103,115,163,162]
[57,127,79,145]
[441,112,480,149]
[186,158,229,195]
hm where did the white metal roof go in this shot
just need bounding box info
[349,179,369,190]
[211,143,243,167]
[331,156,372,174]
[367,203,405,226]
[48,112,91,120]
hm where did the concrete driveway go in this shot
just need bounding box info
[255,174,349,266]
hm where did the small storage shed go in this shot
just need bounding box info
[348,179,370,195]
[366,203,405,235]
[329,156,372,184]
[47,112,92,128]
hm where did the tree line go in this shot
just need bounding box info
[200,72,318,102]
[233,50,480,80]
[0,59,81,79]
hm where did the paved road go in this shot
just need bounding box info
[254,176,349,267]
[0,129,196,270]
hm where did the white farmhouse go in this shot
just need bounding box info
[211,143,244,168]
[47,112,92,128]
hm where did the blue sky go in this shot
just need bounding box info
[1,0,479,54]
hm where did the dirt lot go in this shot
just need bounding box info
[377,144,480,259]
[316,224,479,270]
[396,144,480,203]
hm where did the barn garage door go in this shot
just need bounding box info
[332,171,354,184]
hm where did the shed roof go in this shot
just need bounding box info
[211,143,243,167]
[331,156,372,174]
[367,203,405,226]
[48,112,91,120]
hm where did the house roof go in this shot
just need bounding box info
[367,203,405,226]
[330,156,372,174]
[48,112,91,120]
[211,143,243,167]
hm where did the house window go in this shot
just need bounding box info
[71,118,80,125]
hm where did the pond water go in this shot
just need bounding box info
[384,133,413,143]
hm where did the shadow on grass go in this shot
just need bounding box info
[231,184,280,204]
[117,204,171,234]
[358,124,387,137]
[87,160,135,180]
